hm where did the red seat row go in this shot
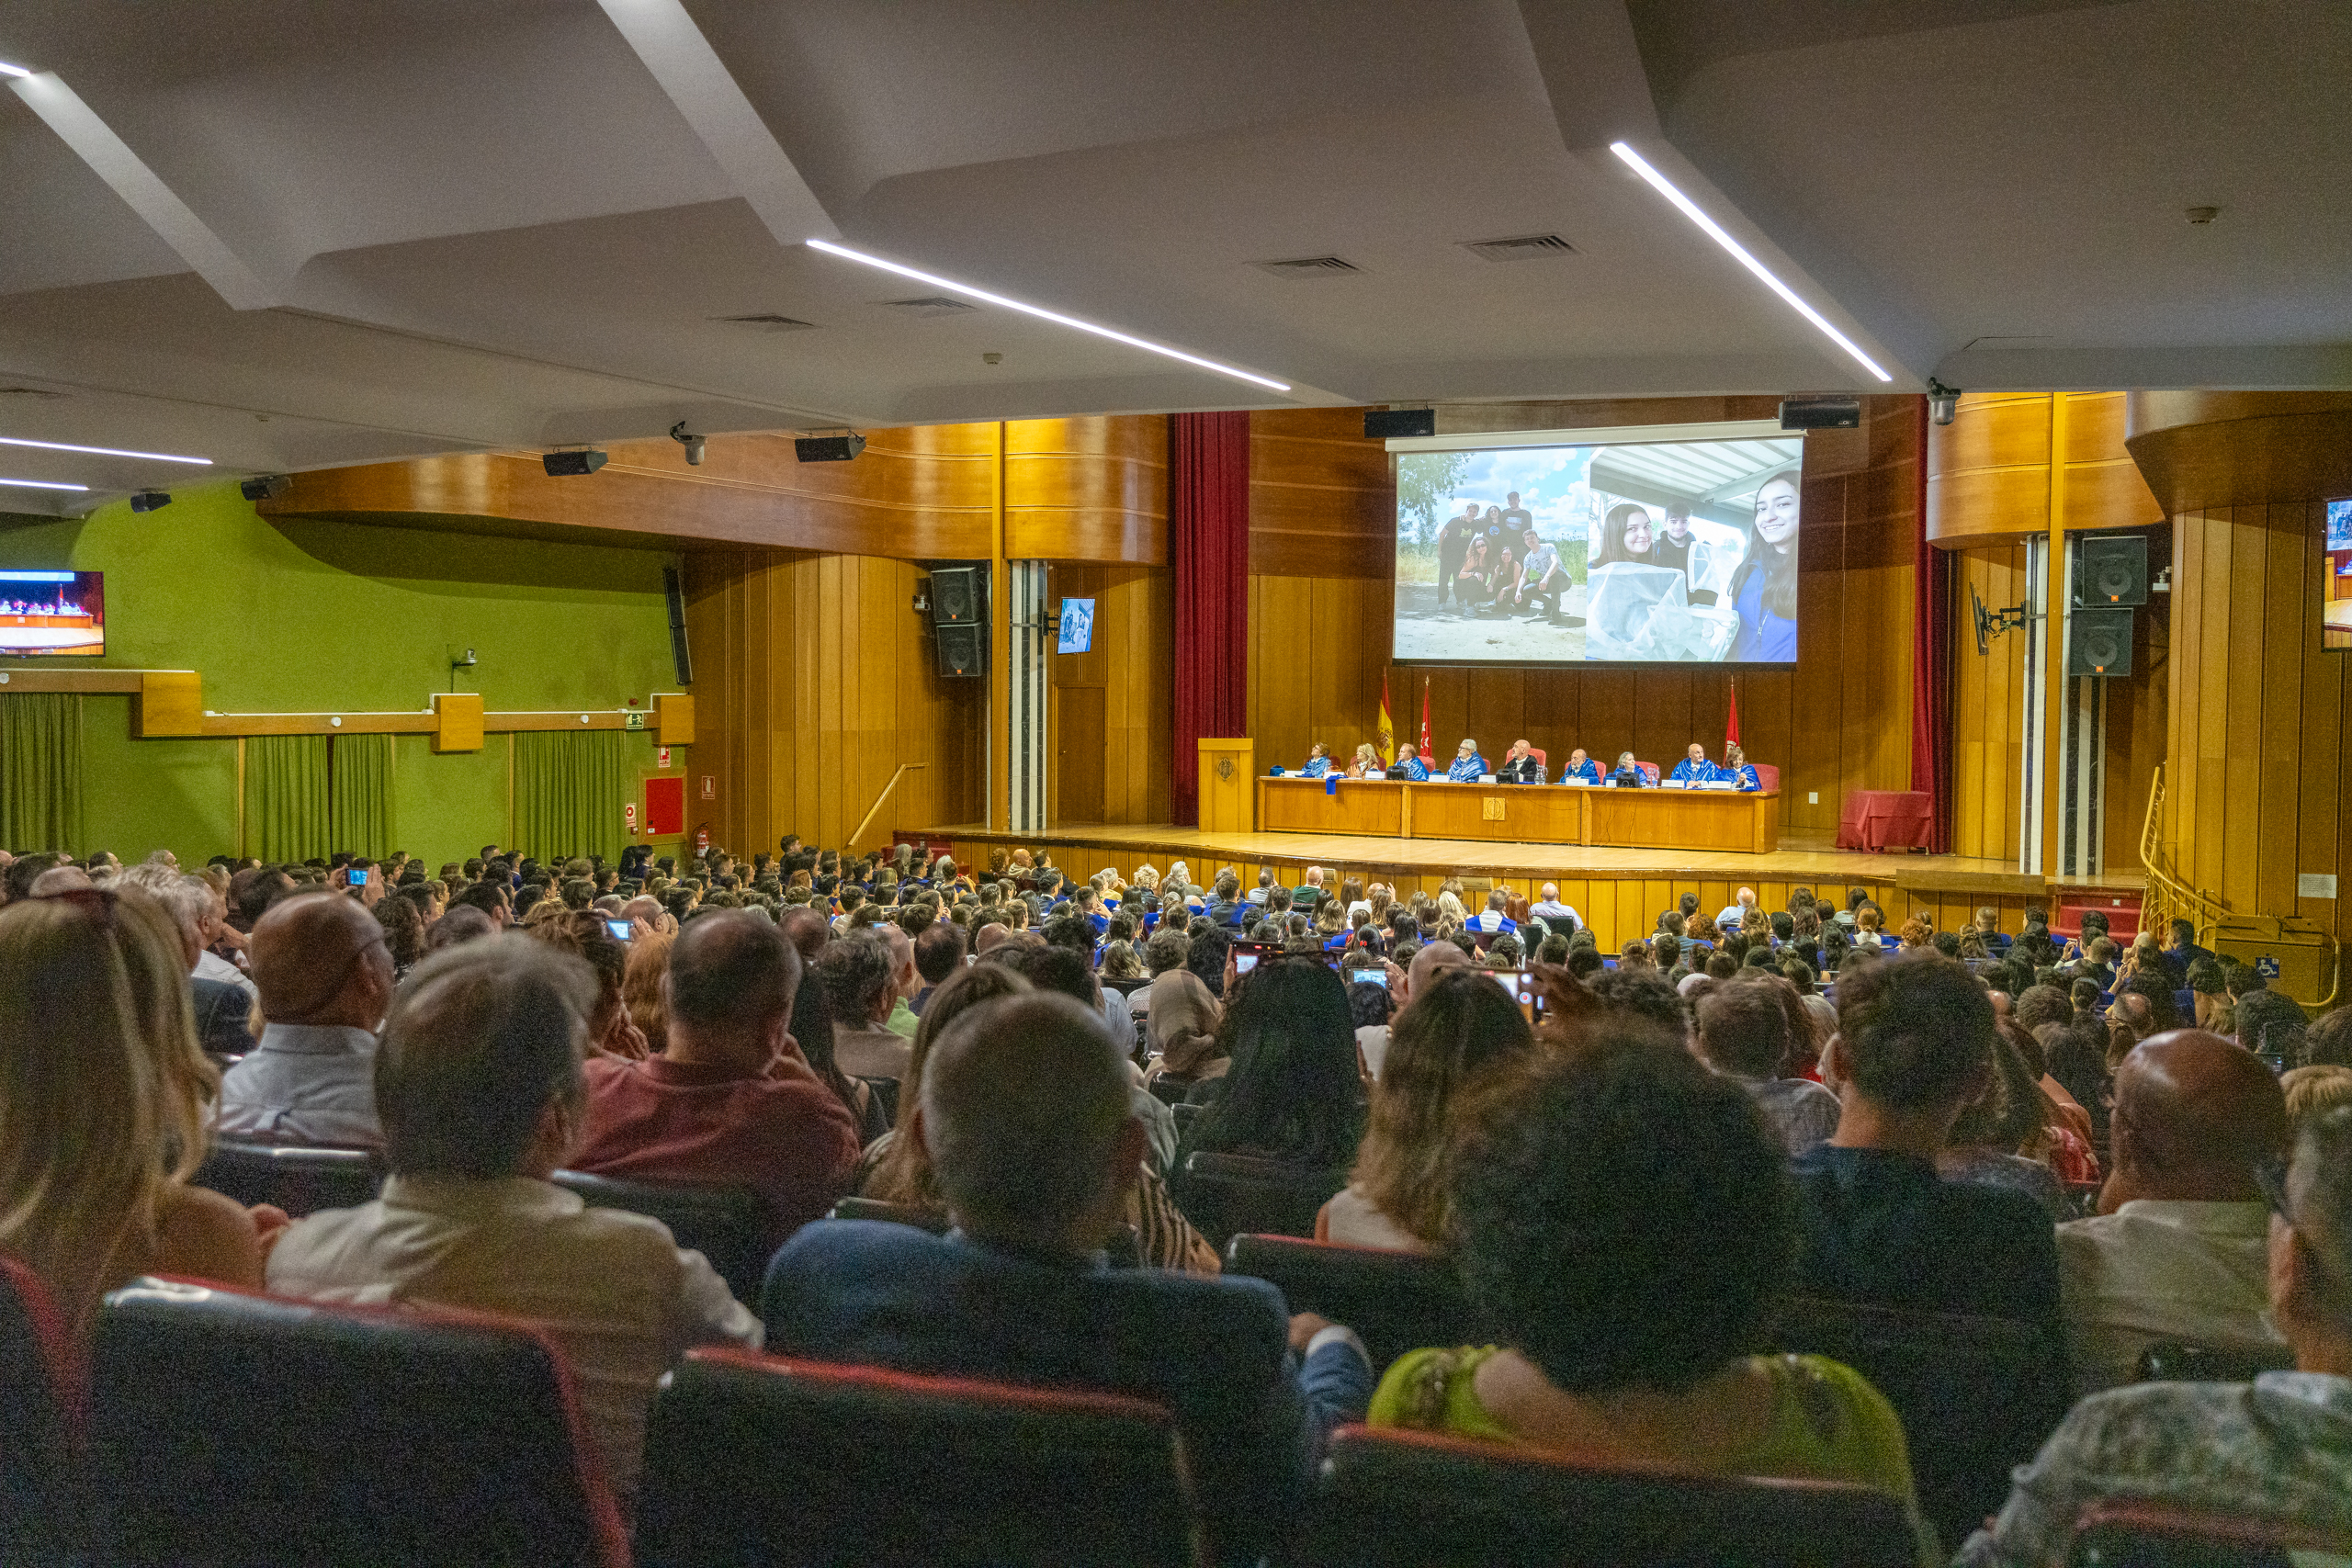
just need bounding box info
[0,1254,2335,1567]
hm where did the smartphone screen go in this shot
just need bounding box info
[605,919,632,941]
[1348,967,1385,986]
[346,868,368,886]
[1234,953,1259,976]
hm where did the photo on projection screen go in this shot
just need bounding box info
[2324,499,2352,651]
[1392,430,1804,666]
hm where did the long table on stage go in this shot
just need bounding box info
[1256,775,1781,854]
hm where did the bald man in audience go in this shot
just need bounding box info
[974,921,1011,954]
[218,891,396,1146]
[776,904,830,965]
[2057,1030,2291,1393]
[1358,940,1473,1080]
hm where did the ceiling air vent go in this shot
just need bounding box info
[883,296,978,318]
[1252,255,1361,278]
[1460,233,1577,262]
[712,313,818,331]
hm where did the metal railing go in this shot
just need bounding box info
[2137,764,2224,932]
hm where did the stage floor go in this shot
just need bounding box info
[920,821,2142,901]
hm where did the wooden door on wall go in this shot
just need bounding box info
[1055,687,1105,825]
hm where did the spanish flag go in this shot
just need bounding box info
[1376,674,1396,766]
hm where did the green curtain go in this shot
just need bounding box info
[514,729,624,863]
[0,693,85,852]
[245,733,332,863]
[330,733,396,859]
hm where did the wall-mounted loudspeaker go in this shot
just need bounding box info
[2068,608,2134,677]
[930,566,981,625]
[1363,409,1436,439]
[2074,536,2148,607]
[662,565,692,685]
[934,623,986,678]
[1777,395,1861,430]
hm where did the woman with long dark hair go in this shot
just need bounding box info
[1175,957,1365,1175]
[1729,470,1800,660]
[1591,502,1656,570]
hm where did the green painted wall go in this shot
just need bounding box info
[0,483,680,864]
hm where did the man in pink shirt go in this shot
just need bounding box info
[571,911,861,1257]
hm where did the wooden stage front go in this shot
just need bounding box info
[920,821,2143,956]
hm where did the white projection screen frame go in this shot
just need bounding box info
[1387,420,1806,667]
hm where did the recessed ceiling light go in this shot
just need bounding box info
[0,62,31,79]
[0,434,211,464]
[0,477,88,491]
[1609,141,1892,384]
[805,237,1291,393]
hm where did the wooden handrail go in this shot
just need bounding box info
[847,763,925,852]
[2138,764,2223,931]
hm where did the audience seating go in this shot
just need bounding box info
[858,1076,900,1125]
[91,1277,628,1568]
[2133,1339,2298,1384]
[634,1349,1200,1568]
[1172,1153,1347,1249]
[826,1196,953,1234]
[1147,1076,1193,1106]
[191,1138,381,1216]
[2066,1497,2349,1566]
[1771,1295,2070,1556]
[549,1169,772,1306]
[1169,1100,1202,1136]
[0,1258,86,1568]
[1222,1234,1479,1370]
[1303,1423,1917,1568]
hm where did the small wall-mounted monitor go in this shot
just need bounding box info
[1057,596,1096,654]
[2326,500,2352,652]
[0,570,103,657]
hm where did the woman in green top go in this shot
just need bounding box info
[1369,1033,1933,1557]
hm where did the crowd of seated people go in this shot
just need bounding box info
[1,834,2348,1561]
[1283,736,1766,789]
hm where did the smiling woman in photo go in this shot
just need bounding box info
[1728,471,1800,661]
[1591,502,1656,570]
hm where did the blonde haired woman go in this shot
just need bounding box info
[1437,890,1468,927]
[1348,744,1383,779]
[0,888,264,1331]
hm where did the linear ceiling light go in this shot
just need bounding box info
[0,62,30,79]
[804,237,1292,393]
[1608,141,1892,384]
[0,434,211,464]
[0,477,88,491]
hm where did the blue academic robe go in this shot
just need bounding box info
[1393,757,1429,781]
[1668,757,1717,784]
[1300,757,1332,777]
[1446,754,1488,782]
[1558,759,1601,784]
[1728,763,1761,792]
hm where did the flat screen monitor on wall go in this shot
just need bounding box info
[2325,499,2352,652]
[1389,421,1805,666]
[1057,596,1096,655]
[0,570,103,657]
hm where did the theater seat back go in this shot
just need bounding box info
[2067,1498,2349,1567]
[1636,761,1661,784]
[1223,1235,1481,1370]
[191,1139,382,1217]
[1306,1425,1916,1568]
[92,1278,627,1568]
[550,1168,770,1304]
[635,1350,1201,1568]
[1755,762,1781,793]
[0,1257,85,1568]
[1171,1153,1347,1249]
[824,1196,952,1234]
[1772,1295,2069,1556]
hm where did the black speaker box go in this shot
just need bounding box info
[2068,608,2134,677]
[934,623,986,677]
[662,565,692,685]
[1363,409,1436,440]
[2074,536,2148,607]
[931,566,981,625]
[1777,395,1861,430]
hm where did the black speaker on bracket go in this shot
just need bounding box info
[930,566,981,625]
[2068,608,2134,677]
[2074,536,2148,607]
[934,623,986,678]
[662,565,692,685]
[1364,408,1437,440]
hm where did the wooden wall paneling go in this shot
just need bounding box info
[2255,507,2306,919]
[1249,408,1395,579]
[2298,520,2346,936]
[2222,517,2268,913]
[1004,416,1170,565]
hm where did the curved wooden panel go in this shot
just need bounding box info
[2125,391,2352,515]
[1002,415,1170,564]
[269,424,997,558]
[1928,465,2047,543]
[1929,391,2160,543]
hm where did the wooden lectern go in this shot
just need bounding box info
[1196,739,1255,832]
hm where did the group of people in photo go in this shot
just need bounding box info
[1291,738,1764,790]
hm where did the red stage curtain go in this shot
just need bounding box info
[1909,396,1954,853]
[1170,412,1250,825]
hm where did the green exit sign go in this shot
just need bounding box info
[624,711,646,731]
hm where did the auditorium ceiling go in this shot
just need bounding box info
[0,0,2343,510]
